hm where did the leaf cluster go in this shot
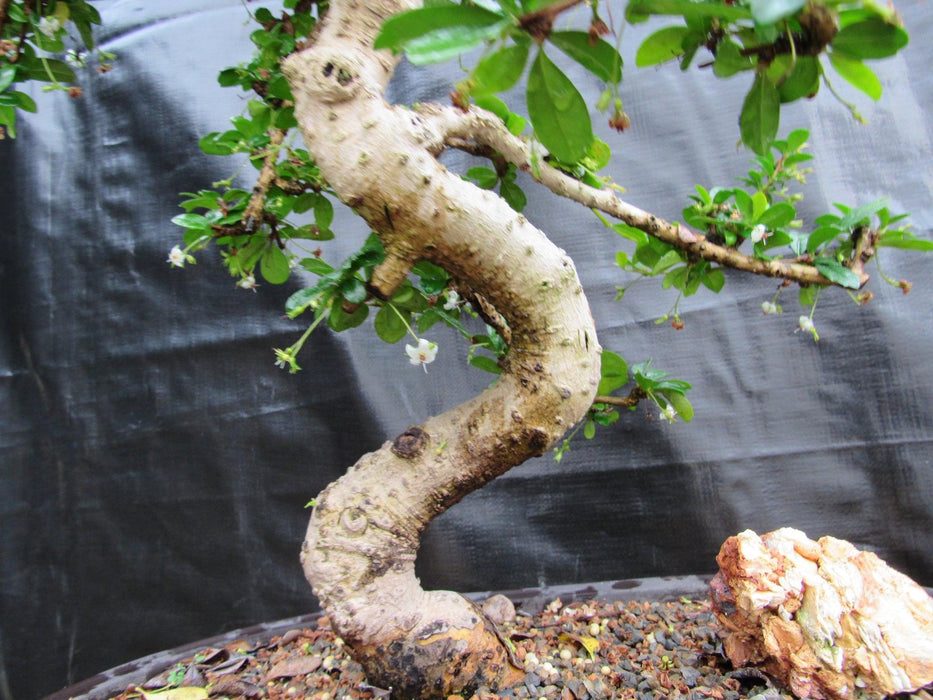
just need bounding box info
[630,0,909,153]
[0,0,107,137]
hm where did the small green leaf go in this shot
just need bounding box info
[701,268,725,293]
[662,390,694,422]
[635,26,690,67]
[739,74,780,155]
[757,201,796,229]
[527,49,593,163]
[831,17,908,60]
[876,233,933,251]
[466,166,499,189]
[814,257,861,289]
[598,350,629,395]
[328,302,369,331]
[171,213,211,230]
[750,191,768,222]
[374,305,410,343]
[583,420,596,439]
[469,354,502,374]
[473,42,529,94]
[260,245,290,284]
[548,31,622,83]
[713,39,754,78]
[374,6,510,65]
[839,197,888,229]
[500,181,527,212]
[828,52,881,100]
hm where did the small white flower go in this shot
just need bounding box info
[405,338,438,371]
[761,301,779,315]
[167,246,186,268]
[796,315,819,341]
[237,274,258,291]
[65,49,88,68]
[661,404,677,423]
[750,224,768,243]
[37,16,61,38]
[443,290,459,311]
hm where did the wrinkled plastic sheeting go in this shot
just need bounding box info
[1,1,932,698]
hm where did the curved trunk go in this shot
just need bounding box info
[284,1,601,696]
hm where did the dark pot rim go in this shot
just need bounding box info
[43,574,715,700]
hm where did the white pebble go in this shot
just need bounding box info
[588,622,601,636]
[601,665,612,676]
[559,648,572,661]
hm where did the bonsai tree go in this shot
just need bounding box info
[3,0,925,697]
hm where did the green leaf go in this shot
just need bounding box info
[583,420,596,439]
[473,42,529,93]
[374,305,410,343]
[328,303,369,331]
[635,26,690,67]
[260,245,290,284]
[626,0,751,21]
[598,350,629,395]
[469,354,502,374]
[548,31,622,83]
[757,201,796,229]
[748,0,806,25]
[876,233,933,251]
[713,39,754,78]
[500,181,527,212]
[839,197,888,229]
[466,166,499,189]
[0,65,16,93]
[662,390,694,422]
[750,191,768,222]
[828,52,881,100]
[777,55,820,102]
[701,268,725,292]
[171,213,211,230]
[374,6,510,65]
[24,59,76,83]
[831,17,908,60]
[814,257,861,289]
[527,49,593,163]
[739,74,780,155]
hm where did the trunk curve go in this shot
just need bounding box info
[283,2,602,696]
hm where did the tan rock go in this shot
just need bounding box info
[710,527,933,699]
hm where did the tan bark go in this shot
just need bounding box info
[282,0,600,696]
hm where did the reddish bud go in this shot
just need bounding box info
[68,87,83,98]
[609,110,631,132]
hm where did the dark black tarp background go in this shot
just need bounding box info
[1,1,931,697]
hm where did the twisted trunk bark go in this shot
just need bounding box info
[283,1,601,696]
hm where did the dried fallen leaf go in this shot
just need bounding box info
[265,654,322,680]
[558,632,599,659]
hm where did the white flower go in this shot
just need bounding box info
[405,338,438,371]
[761,301,779,315]
[443,290,459,311]
[661,404,677,423]
[796,315,819,341]
[237,274,258,291]
[37,16,60,38]
[65,49,88,68]
[750,224,769,243]
[167,246,186,268]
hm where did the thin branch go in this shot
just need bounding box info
[423,104,867,289]
[594,386,647,408]
[243,128,287,232]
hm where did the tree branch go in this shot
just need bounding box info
[594,386,647,408]
[423,104,868,289]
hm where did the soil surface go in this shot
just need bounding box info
[107,596,932,700]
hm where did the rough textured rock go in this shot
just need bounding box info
[710,527,933,699]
